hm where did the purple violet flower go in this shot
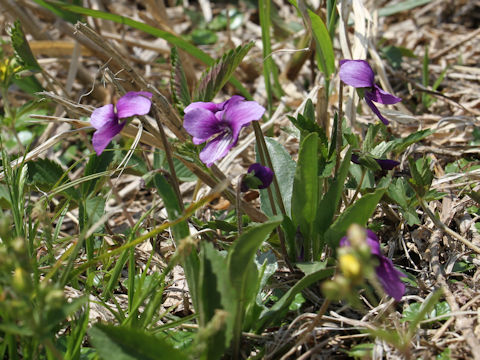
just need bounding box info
[351,154,400,171]
[339,60,401,125]
[240,163,274,192]
[90,91,153,155]
[340,229,406,301]
[183,96,265,167]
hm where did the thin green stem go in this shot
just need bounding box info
[152,107,184,211]
[252,122,286,216]
[348,167,366,207]
[236,177,243,235]
[334,82,343,176]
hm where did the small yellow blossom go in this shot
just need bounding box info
[339,253,362,279]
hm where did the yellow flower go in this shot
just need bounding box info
[339,253,362,279]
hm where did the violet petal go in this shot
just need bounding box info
[199,131,234,167]
[339,60,375,88]
[184,101,224,113]
[375,257,406,301]
[92,120,126,155]
[90,104,115,130]
[366,85,402,105]
[364,97,390,125]
[224,100,265,140]
[248,163,274,189]
[365,230,382,257]
[183,107,224,145]
[376,159,400,170]
[116,91,153,119]
[351,154,360,165]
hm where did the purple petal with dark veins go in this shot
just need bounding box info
[364,97,390,125]
[183,107,224,144]
[199,131,234,167]
[366,85,402,105]
[339,60,375,88]
[224,100,265,140]
[90,104,115,130]
[92,120,126,155]
[375,257,406,301]
[116,91,152,119]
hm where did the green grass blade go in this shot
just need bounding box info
[308,9,335,78]
[259,0,283,114]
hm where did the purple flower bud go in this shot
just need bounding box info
[339,60,401,125]
[240,163,274,192]
[351,154,400,171]
[183,96,265,167]
[340,229,406,301]
[90,91,153,155]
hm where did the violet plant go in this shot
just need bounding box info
[3,1,454,359]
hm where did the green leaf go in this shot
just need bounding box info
[191,29,217,45]
[81,151,114,198]
[193,42,254,102]
[256,261,333,331]
[379,129,433,155]
[197,243,234,358]
[387,178,420,225]
[88,324,188,360]
[378,0,432,17]
[292,133,318,259]
[316,148,352,235]
[44,297,88,335]
[362,124,382,153]
[227,218,281,353]
[345,343,374,358]
[170,47,191,112]
[296,261,328,275]
[153,174,188,241]
[258,138,296,217]
[408,157,433,197]
[27,158,78,198]
[307,10,335,78]
[32,0,83,23]
[259,0,283,113]
[10,20,41,72]
[227,217,282,300]
[325,183,388,248]
[405,289,443,336]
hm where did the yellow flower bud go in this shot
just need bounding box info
[339,253,362,279]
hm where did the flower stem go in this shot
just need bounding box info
[348,167,366,207]
[152,107,184,211]
[252,121,287,216]
[236,176,243,234]
[252,121,293,270]
[334,82,344,177]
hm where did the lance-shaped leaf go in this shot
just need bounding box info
[193,42,255,102]
[170,47,192,112]
[10,20,41,72]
